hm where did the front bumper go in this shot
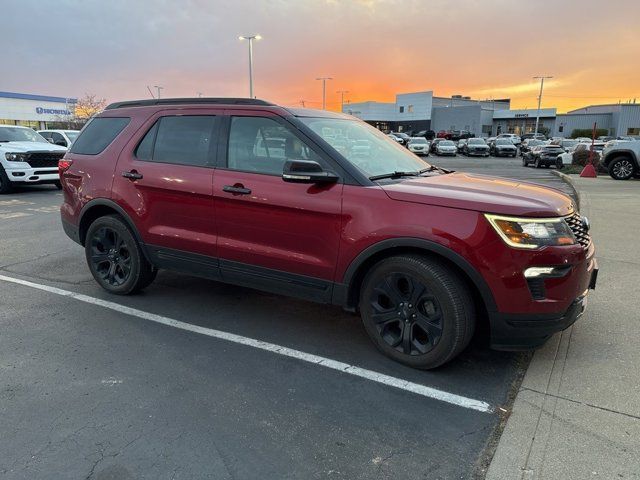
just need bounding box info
[467,149,490,156]
[5,166,59,183]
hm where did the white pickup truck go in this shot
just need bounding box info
[0,125,67,193]
[601,139,640,180]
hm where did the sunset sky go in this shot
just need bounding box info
[6,0,640,113]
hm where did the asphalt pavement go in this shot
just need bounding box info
[0,160,572,480]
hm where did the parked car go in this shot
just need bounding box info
[59,97,597,370]
[435,140,457,156]
[390,132,410,146]
[497,133,522,146]
[457,139,467,153]
[0,125,67,193]
[600,138,640,180]
[388,134,403,143]
[559,142,606,166]
[520,139,545,156]
[490,138,518,157]
[416,130,436,140]
[436,130,452,140]
[597,136,614,142]
[521,133,546,141]
[575,137,592,143]
[523,144,565,168]
[551,138,580,153]
[429,137,444,153]
[407,137,430,156]
[38,129,80,148]
[463,138,490,157]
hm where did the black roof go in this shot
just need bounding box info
[105,97,274,110]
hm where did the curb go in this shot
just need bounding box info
[551,170,581,211]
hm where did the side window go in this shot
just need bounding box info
[51,132,66,146]
[135,122,158,160]
[70,117,130,155]
[227,116,322,175]
[40,131,52,140]
[152,116,215,167]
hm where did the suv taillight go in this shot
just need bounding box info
[58,159,73,175]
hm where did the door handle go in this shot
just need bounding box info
[222,185,251,195]
[122,170,143,180]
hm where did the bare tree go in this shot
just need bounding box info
[73,94,107,121]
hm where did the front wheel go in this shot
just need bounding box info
[608,156,635,180]
[556,158,564,169]
[85,215,157,295]
[54,180,62,190]
[535,158,541,168]
[0,167,13,194]
[522,157,528,167]
[359,255,475,369]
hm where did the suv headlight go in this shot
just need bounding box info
[5,152,27,162]
[485,214,577,249]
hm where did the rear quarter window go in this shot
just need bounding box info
[70,117,130,155]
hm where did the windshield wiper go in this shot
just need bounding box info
[369,170,422,181]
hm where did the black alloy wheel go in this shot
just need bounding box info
[90,226,133,287]
[0,167,13,194]
[360,255,475,369]
[85,215,157,294]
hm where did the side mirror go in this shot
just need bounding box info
[55,140,68,147]
[282,159,338,184]
[46,138,54,144]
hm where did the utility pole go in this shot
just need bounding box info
[336,90,349,112]
[146,86,155,99]
[239,35,262,98]
[316,77,333,109]
[154,85,164,99]
[299,99,306,108]
[533,76,552,135]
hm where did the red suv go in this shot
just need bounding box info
[60,98,598,369]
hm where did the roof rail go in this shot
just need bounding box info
[105,97,274,110]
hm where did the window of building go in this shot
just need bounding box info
[399,106,404,113]
[407,105,414,113]
[627,128,640,135]
[227,116,322,176]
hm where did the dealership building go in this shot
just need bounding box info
[0,91,77,130]
[344,90,640,138]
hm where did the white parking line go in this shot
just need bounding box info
[0,273,493,414]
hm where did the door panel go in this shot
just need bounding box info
[214,111,343,282]
[112,110,218,259]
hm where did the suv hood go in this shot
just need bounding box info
[380,172,575,217]
[0,141,67,153]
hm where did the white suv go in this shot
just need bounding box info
[38,129,80,148]
[497,133,522,146]
[0,125,67,194]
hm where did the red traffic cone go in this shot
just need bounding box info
[580,164,597,177]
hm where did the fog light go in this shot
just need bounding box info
[524,267,557,278]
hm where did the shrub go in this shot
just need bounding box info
[572,148,601,167]
[570,128,608,139]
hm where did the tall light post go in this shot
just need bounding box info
[533,75,552,136]
[154,85,164,99]
[239,34,261,98]
[336,90,349,112]
[316,77,333,109]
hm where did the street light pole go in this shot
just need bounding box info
[154,85,164,99]
[336,90,349,112]
[533,76,552,136]
[316,77,332,109]
[239,34,262,98]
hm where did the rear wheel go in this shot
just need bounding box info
[85,215,157,294]
[359,255,475,369]
[0,167,13,194]
[608,156,635,180]
[556,158,564,169]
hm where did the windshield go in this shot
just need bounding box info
[440,140,455,146]
[65,131,80,141]
[495,139,511,145]
[468,139,485,145]
[0,127,48,143]
[409,138,427,144]
[300,117,430,177]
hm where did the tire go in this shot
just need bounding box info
[0,166,14,194]
[556,158,563,169]
[522,157,528,167]
[608,156,635,180]
[54,180,62,190]
[85,214,157,294]
[534,158,541,168]
[359,255,475,370]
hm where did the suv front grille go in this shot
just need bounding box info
[25,152,65,168]
[565,212,591,248]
